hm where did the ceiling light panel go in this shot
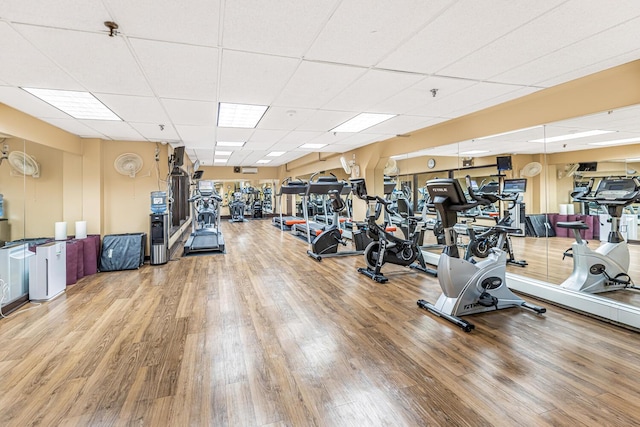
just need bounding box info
[217,141,245,147]
[588,137,640,146]
[256,159,271,164]
[331,113,396,133]
[267,151,285,157]
[218,102,268,128]
[299,143,327,149]
[22,88,121,120]
[530,129,615,143]
[214,158,228,163]
[215,150,233,156]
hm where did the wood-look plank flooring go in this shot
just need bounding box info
[1,219,640,426]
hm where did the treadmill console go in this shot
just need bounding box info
[197,180,215,196]
[594,178,638,201]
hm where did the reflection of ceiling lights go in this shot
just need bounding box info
[588,137,640,146]
[331,113,396,133]
[460,150,489,155]
[257,159,271,164]
[299,143,326,149]
[530,129,615,143]
[475,126,542,140]
[214,158,227,163]
[22,87,121,120]
[217,102,268,128]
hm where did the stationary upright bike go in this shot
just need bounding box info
[417,177,545,332]
[558,177,640,294]
[351,179,437,283]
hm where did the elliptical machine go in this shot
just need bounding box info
[558,177,640,294]
[351,178,437,283]
[229,192,246,222]
[417,177,545,332]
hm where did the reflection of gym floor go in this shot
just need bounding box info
[422,231,640,307]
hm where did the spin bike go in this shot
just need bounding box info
[351,178,437,283]
[417,177,545,332]
[558,177,640,294]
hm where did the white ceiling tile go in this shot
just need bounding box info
[259,107,319,130]
[322,69,426,111]
[243,141,275,151]
[222,0,338,57]
[130,38,218,100]
[216,128,254,142]
[80,121,144,141]
[249,129,289,145]
[296,110,356,132]
[1,0,111,32]
[269,141,312,152]
[369,75,477,115]
[306,0,454,67]
[277,131,324,145]
[0,23,82,90]
[378,1,565,74]
[15,25,153,96]
[162,99,216,126]
[96,94,170,123]
[176,125,216,145]
[306,132,352,146]
[104,0,220,46]
[442,1,640,81]
[128,122,180,143]
[273,61,366,109]
[219,50,300,105]
[37,117,108,139]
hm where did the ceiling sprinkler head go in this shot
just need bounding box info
[104,21,119,37]
[430,88,438,97]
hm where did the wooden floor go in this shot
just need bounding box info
[2,219,640,426]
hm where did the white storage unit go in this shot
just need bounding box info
[0,243,35,306]
[29,242,66,302]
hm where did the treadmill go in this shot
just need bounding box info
[184,180,225,255]
[292,174,346,243]
[273,178,308,230]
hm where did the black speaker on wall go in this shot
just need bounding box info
[233,166,241,173]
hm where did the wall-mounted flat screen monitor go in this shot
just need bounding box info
[496,155,512,171]
[503,178,527,193]
[173,146,185,166]
[577,162,597,172]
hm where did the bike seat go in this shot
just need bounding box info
[493,225,521,234]
[556,221,589,230]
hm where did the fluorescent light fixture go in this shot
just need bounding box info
[217,102,268,128]
[299,143,327,149]
[267,151,285,157]
[530,130,615,143]
[459,150,489,155]
[21,87,120,120]
[215,150,232,156]
[213,158,228,163]
[588,137,640,146]
[475,126,542,140]
[257,159,271,164]
[331,113,396,133]
[626,158,640,162]
[217,141,245,147]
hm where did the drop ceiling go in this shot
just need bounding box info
[0,0,639,167]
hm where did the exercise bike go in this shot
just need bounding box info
[558,177,640,294]
[417,177,545,332]
[464,215,527,267]
[351,178,437,283]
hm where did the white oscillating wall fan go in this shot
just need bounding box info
[114,153,143,178]
[383,158,399,175]
[8,151,40,178]
[520,161,542,178]
[340,155,360,178]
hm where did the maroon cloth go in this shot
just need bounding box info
[81,235,100,275]
[66,240,79,285]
